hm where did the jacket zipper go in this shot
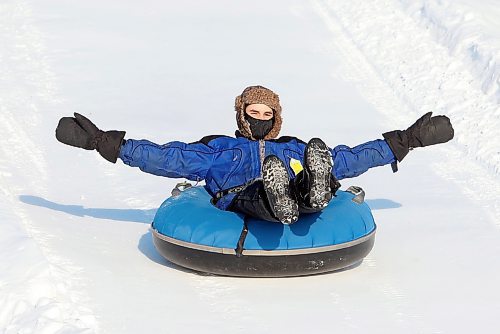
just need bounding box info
[259,139,265,177]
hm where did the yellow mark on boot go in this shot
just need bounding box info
[289,158,303,176]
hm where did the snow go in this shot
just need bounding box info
[1,0,499,333]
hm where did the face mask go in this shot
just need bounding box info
[245,115,274,140]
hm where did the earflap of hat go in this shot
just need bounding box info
[264,110,282,140]
[235,102,254,140]
[234,95,242,113]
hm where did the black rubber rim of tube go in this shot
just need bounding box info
[152,231,376,277]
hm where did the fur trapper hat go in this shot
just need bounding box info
[234,85,282,140]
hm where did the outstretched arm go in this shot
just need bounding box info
[119,139,213,181]
[55,113,213,181]
[331,139,396,180]
[331,112,454,180]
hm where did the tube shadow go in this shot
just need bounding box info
[19,195,156,224]
[365,199,401,210]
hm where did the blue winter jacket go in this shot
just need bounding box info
[118,134,396,210]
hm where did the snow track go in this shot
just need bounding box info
[1,0,499,333]
[312,0,500,223]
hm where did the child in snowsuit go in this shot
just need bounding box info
[56,85,454,224]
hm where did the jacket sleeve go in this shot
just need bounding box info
[331,139,396,180]
[118,139,214,181]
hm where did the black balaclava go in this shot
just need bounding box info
[245,114,274,140]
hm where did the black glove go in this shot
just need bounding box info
[383,112,454,162]
[55,113,126,163]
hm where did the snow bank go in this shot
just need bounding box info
[398,0,500,176]
[400,0,500,103]
[315,0,500,177]
[0,1,97,332]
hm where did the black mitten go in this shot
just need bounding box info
[55,113,126,163]
[383,112,454,162]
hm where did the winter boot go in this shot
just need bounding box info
[262,155,299,225]
[303,138,335,209]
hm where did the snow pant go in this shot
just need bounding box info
[228,173,338,223]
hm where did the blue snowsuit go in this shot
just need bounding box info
[118,133,396,210]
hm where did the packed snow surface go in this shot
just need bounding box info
[1,0,499,333]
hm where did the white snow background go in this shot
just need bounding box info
[1,0,499,333]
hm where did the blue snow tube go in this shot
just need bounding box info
[151,186,376,277]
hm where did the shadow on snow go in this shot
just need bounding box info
[19,195,156,223]
[366,198,401,210]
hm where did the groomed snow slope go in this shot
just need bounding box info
[1,0,499,333]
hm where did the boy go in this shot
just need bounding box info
[56,85,454,224]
